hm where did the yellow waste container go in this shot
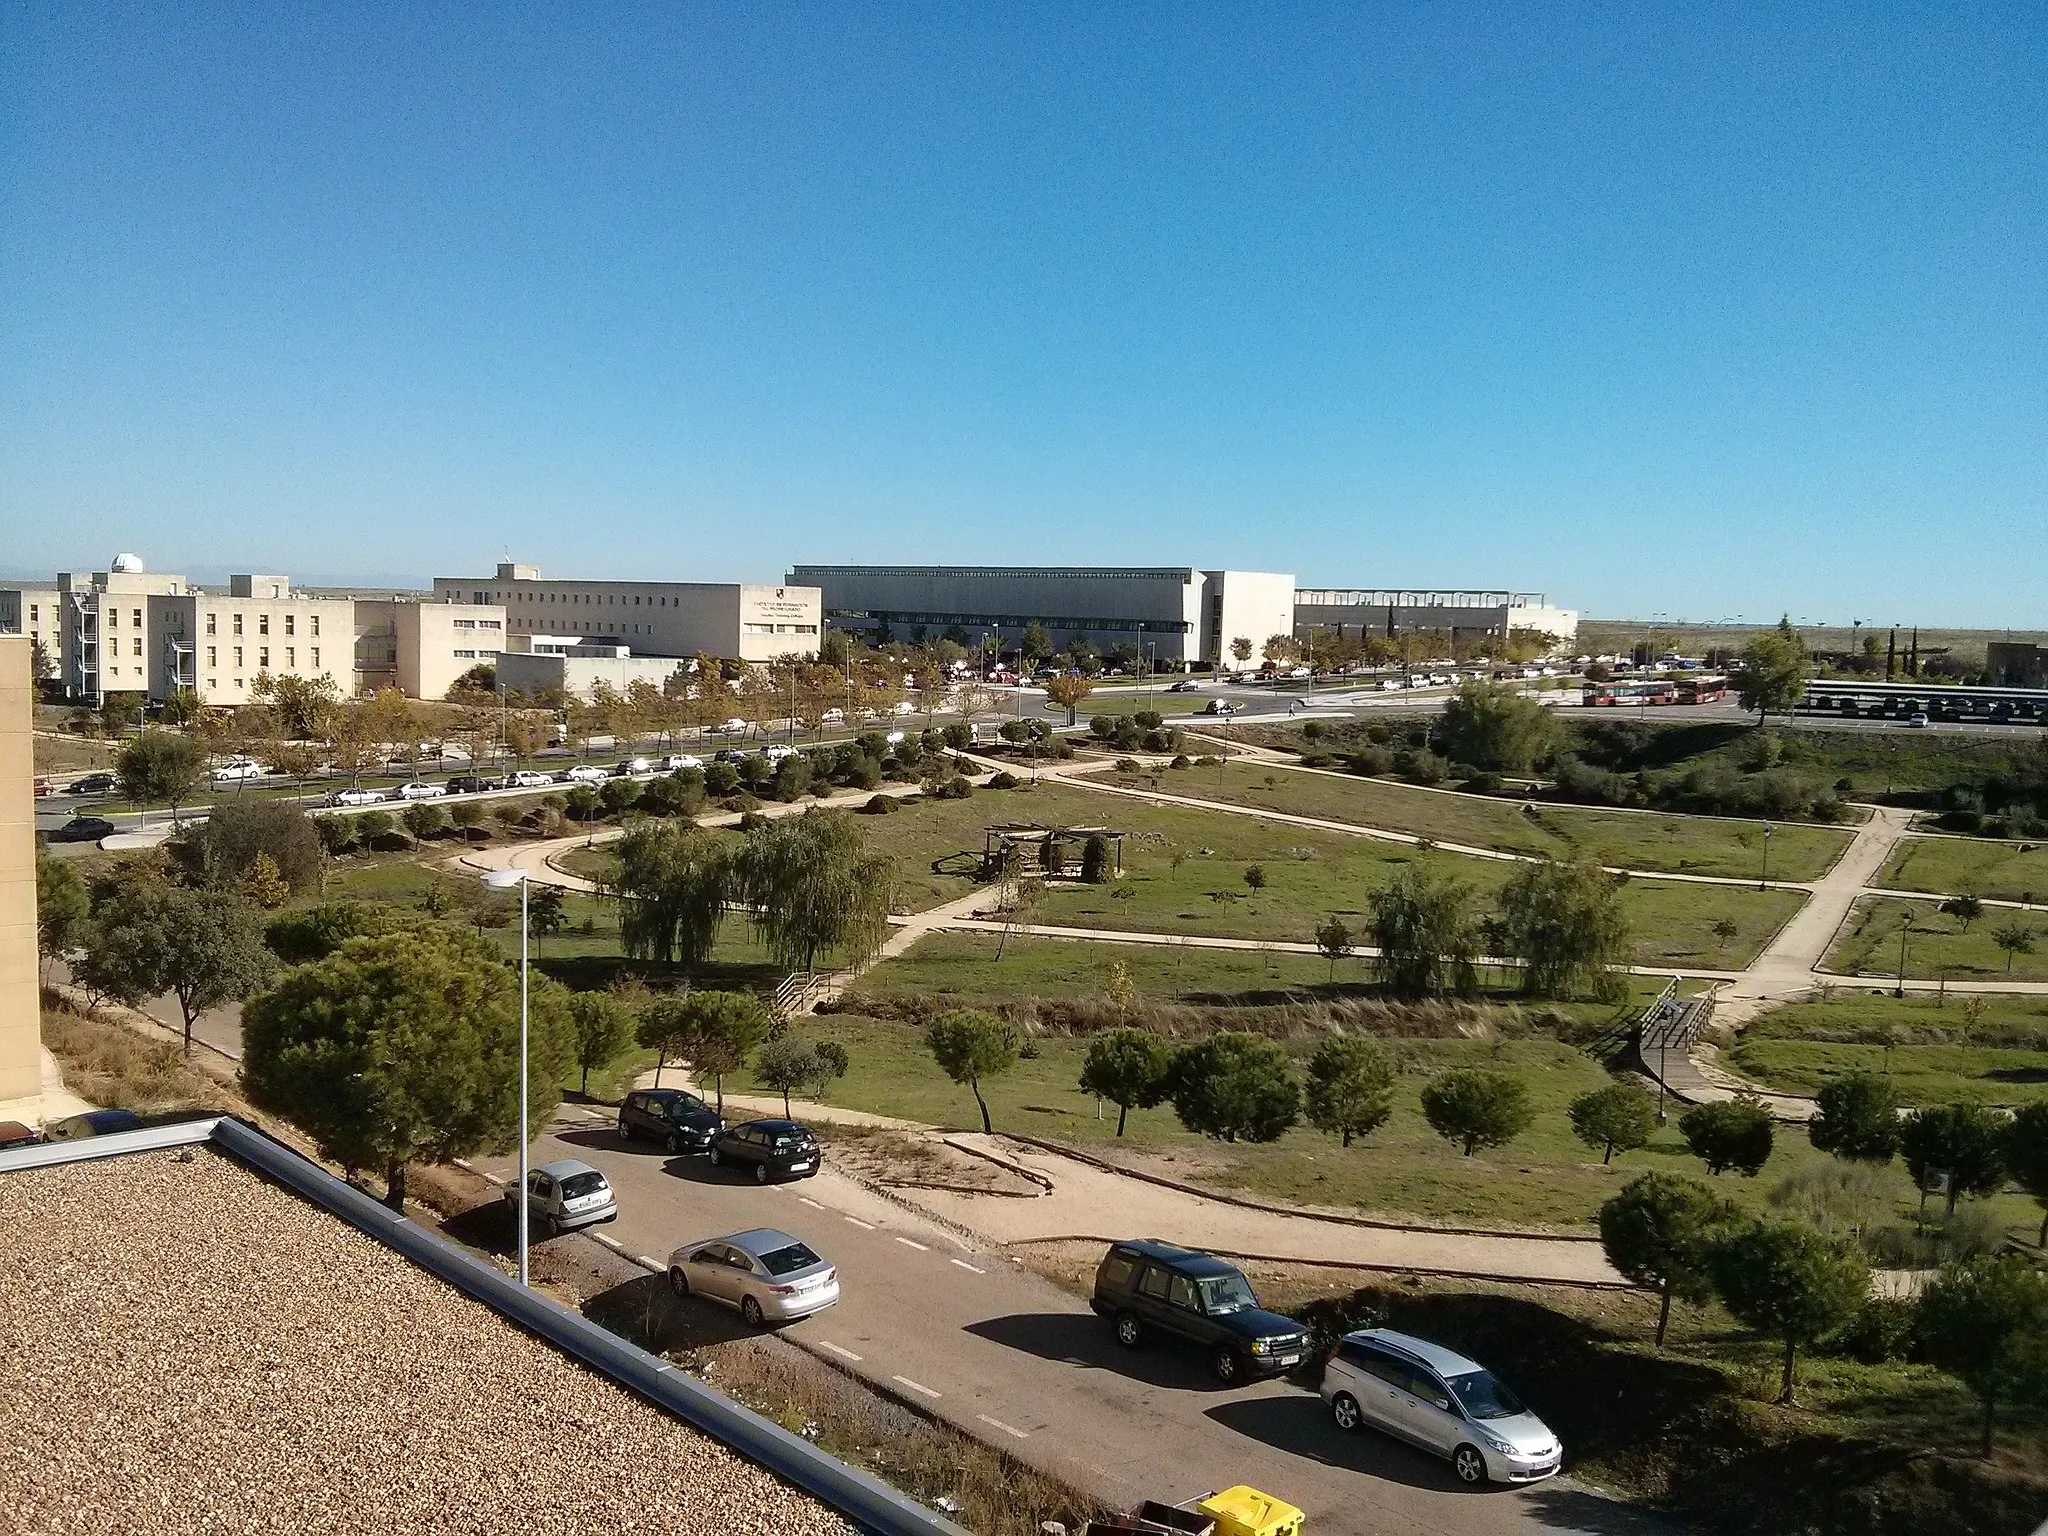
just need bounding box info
[1195,1486,1305,1536]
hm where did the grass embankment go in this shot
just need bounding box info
[1119,758,1853,880]
[1729,992,2048,1110]
[1881,836,2048,905]
[40,996,240,1114]
[1825,897,2048,983]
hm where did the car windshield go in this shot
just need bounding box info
[559,1172,608,1200]
[665,1098,704,1120]
[756,1242,822,1276]
[771,1133,813,1150]
[1446,1370,1526,1420]
[1198,1273,1258,1314]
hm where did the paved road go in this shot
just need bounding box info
[476,1104,1675,1536]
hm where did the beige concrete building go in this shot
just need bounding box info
[354,598,507,699]
[0,586,61,684]
[0,635,38,1102]
[158,574,359,707]
[434,563,821,664]
[495,636,690,701]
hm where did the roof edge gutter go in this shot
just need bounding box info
[2,1116,967,1536]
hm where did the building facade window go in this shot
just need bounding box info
[259,647,269,668]
[207,613,216,635]
[310,647,320,666]
[285,615,295,636]
[233,614,244,636]
[285,647,295,667]
[234,647,243,667]
[310,615,320,637]
[132,638,142,656]
[207,646,217,667]
[259,614,270,636]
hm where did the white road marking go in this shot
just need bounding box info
[798,1196,826,1210]
[591,1232,625,1252]
[844,1216,875,1230]
[977,1413,1030,1439]
[891,1374,942,1400]
[894,1236,930,1252]
[636,1255,665,1272]
[949,1259,985,1274]
[816,1341,863,1363]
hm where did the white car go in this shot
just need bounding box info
[884,729,907,745]
[396,780,448,800]
[718,718,750,735]
[1907,713,1930,728]
[506,769,555,788]
[667,1227,839,1329]
[212,759,267,782]
[561,765,608,785]
[615,757,653,775]
[820,708,845,723]
[1201,699,1239,716]
[761,744,800,761]
[657,754,703,771]
[891,701,916,715]
[327,786,387,807]
[1323,1327,1560,1485]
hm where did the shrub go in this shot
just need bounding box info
[862,794,898,814]
[987,771,1021,790]
[1421,1069,1533,1155]
[1169,754,1190,770]
[1347,746,1395,776]
[1462,771,1504,794]
[1680,1095,1775,1176]
[1080,834,1110,884]
[1823,1295,1919,1364]
[1115,757,1142,774]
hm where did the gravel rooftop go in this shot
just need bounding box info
[0,1147,853,1536]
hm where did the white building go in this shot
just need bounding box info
[495,636,692,701]
[786,564,1297,673]
[432,563,821,664]
[1292,588,1579,651]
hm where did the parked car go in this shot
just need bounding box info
[500,1158,618,1237]
[1201,699,1239,716]
[1284,666,1311,679]
[445,774,500,794]
[761,744,799,761]
[666,1227,839,1328]
[396,779,448,800]
[327,786,387,807]
[506,769,554,788]
[1167,680,1202,693]
[68,773,116,796]
[33,777,53,798]
[211,758,267,782]
[706,1119,822,1183]
[617,1087,722,1152]
[42,1108,145,1142]
[47,816,116,843]
[819,708,845,724]
[717,718,750,734]
[1907,712,1930,728]
[560,765,608,785]
[1321,1327,1561,1485]
[656,754,702,772]
[614,757,652,776]
[0,1120,39,1151]
[1090,1239,1309,1385]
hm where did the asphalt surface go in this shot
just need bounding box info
[476,1104,1677,1536]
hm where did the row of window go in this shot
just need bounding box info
[202,646,319,669]
[202,611,321,638]
[741,622,822,635]
[448,617,503,630]
[105,607,144,628]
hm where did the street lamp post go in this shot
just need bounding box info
[1895,907,1915,999]
[484,865,532,1286]
[1759,822,1774,890]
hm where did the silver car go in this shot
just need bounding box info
[501,1158,618,1236]
[1321,1328,1560,1486]
[667,1227,839,1329]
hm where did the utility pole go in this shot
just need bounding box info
[1895,907,1915,998]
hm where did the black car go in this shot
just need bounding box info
[42,1109,145,1142]
[46,816,116,843]
[1090,1239,1310,1385]
[445,774,501,794]
[68,773,116,796]
[707,1119,822,1183]
[618,1088,722,1153]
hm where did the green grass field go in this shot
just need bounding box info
[1880,835,2048,904]
[1727,992,2048,1109]
[1824,896,2048,982]
[1113,760,1853,880]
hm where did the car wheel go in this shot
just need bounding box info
[741,1295,765,1328]
[1212,1345,1243,1385]
[669,1267,690,1297]
[1331,1392,1363,1432]
[707,1145,722,1166]
[1114,1312,1143,1348]
[754,1162,771,1184]
[1453,1445,1488,1486]
[666,1131,682,1154]
[618,1121,633,1142]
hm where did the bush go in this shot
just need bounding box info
[1080,834,1110,884]
[1347,746,1395,776]
[862,794,898,814]
[935,775,973,800]
[1394,749,1448,785]
[1462,771,1504,794]
[175,799,323,893]
[1823,1296,1919,1364]
[987,771,1021,790]
[1169,754,1191,770]
[1115,757,1142,774]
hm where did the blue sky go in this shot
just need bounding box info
[3,3,2042,624]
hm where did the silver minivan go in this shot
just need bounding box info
[1321,1328,1560,1485]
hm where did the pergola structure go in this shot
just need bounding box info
[979,822,1126,881]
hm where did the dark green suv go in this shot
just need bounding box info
[1090,1238,1310,1385]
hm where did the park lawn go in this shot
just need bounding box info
[1111,759,1852,880]
[1880,834,2048,904]
[746,1014,1913,1230]
[1824,896,2048,983]
[1731,1035,2048,1108]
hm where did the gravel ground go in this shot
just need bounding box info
[0,1148,855,1536]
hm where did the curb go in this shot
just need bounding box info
[999,1236,1634,1291]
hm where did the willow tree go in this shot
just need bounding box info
[730,809,894,973]
[1494,855,1632,1001]
[610,821,730,968]
[1367,864,1480,998]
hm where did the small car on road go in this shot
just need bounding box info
[211,758,267,782]
[506,769,554,788]
[445,774,500,794]
[1321,1327,1561,1485]
[1200,699,1239,716]
[396,779,448,800]
[656,754,702,771]
[707,1118,822,1183]
[1091,1239,1309,1385]
[1907,712,1930,728]
[327,786,387,806]
[614,757,652,776]
[47,816,117,843]
[501,1158,618,1237]
[68,773,116,797]
[667,1227,839,1328]
[560,764,608,785]
[1167,680,1203,693]
[617,1087,722,1153]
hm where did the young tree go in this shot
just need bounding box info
[1420,1068,1533,1155]
[34,846,91,981]
[1807,1072,1903,1164]
[240,851,292,910]
[1940,894,1985,932]
[1711,1218,1870,1403]
[566,989,636,1095]
[1078,1028,1175,1136]
[528,884,569,954]
[243,925,574,1210]
[810,1039,850,1099]
[1568,1081,1657,1163]
[1168,1032,1299,1143]
[1992,921,2038,975]
[926,1009,1020,1134]
[1019,621,1053,664]
[2003,1101,2048,1247]
[1313,917,1353,979]
[1733,620,1812,722]
[1303,1036,1396,1148]
[637,995,696,1088]
[1598,1172,1738,1346]
[1043,674,1094,725]
[1493,856,1632,1002]
[1711,916,1740,953]
[756,1035,825,1117]
[1679,1096,1776,1176]
[1367,864,1480,998]
[251,671,341,739]
[76,874,275,1056]
[115,729,207,820]
[1902,1103,2007,1218]
[1917,1256,2048,1455]
[401,802,447,841]
[1227,636,1254,669]
[676,990,772,1115]
[611,822,730,968]
[730,810,894,972]
[1439,681,1561,772]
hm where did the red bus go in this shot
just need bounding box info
[1677,675,1728,704]
[1582,680,1679,707]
